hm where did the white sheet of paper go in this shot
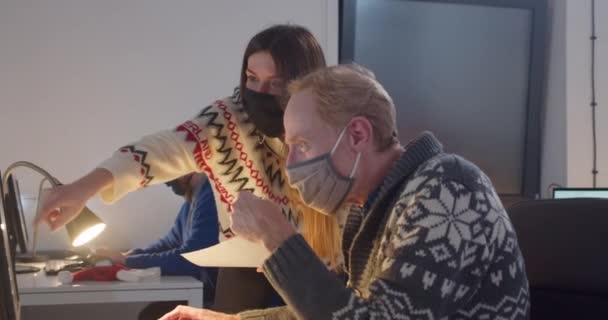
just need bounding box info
[182,237,271,268]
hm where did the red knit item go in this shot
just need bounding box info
[71,265,127,282]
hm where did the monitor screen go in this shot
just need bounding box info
[0,170,21,320]
[340,0,547,199]
[3,175,28,255]
[553,188,608,200]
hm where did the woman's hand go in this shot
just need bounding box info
[34,168,113,231]
[159,305,239,320]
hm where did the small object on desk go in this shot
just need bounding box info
[116,267,161,282]
[42,253,111,275]
[57,264,127,284]
[44,260,67,275]
[57,270,74,284]
[44,259,88,276]
[15,264,41,274]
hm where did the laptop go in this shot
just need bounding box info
[1,170,22,320]
[552,188,608,199]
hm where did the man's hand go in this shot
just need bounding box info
[159,305,239,320]
[94,248,126,265]
[230,192,296,252]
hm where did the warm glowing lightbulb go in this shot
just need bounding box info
[71,223,106,247]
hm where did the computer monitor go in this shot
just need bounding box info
[340,0,548,203]
[0,170,22,320]
[553,188,608,200]
[2,175,28,256]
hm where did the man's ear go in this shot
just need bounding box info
[347,116,374,152]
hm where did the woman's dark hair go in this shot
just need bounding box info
[239,25,326,99]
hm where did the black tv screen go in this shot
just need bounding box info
[340,0,548,200]
[0,171,21,320]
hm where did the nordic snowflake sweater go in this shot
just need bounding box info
[98,90,295,241]
[240,132,530,320]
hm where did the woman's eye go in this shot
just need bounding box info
[247,75,258,82]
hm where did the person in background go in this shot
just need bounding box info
[96,172,219,319]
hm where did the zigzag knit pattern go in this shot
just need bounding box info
[100,91,295,241]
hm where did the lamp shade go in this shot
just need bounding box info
[65,206,106,247]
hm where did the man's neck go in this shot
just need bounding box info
[350,144,404,206]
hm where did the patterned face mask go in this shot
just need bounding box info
[286,127,361,215]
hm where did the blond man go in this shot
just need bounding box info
[163,65,530,320]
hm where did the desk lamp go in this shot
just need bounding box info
[2,161,106,262]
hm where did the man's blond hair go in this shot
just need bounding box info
[289,64,398,151]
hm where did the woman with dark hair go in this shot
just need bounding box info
[36,25,343,317]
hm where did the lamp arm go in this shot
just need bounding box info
[2,161,62,194]
[2,162,61,255]
[3,161,106,249]
[30,177,52,255]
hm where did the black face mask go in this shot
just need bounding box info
[242,88,285,138]
[165,179,187,197]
